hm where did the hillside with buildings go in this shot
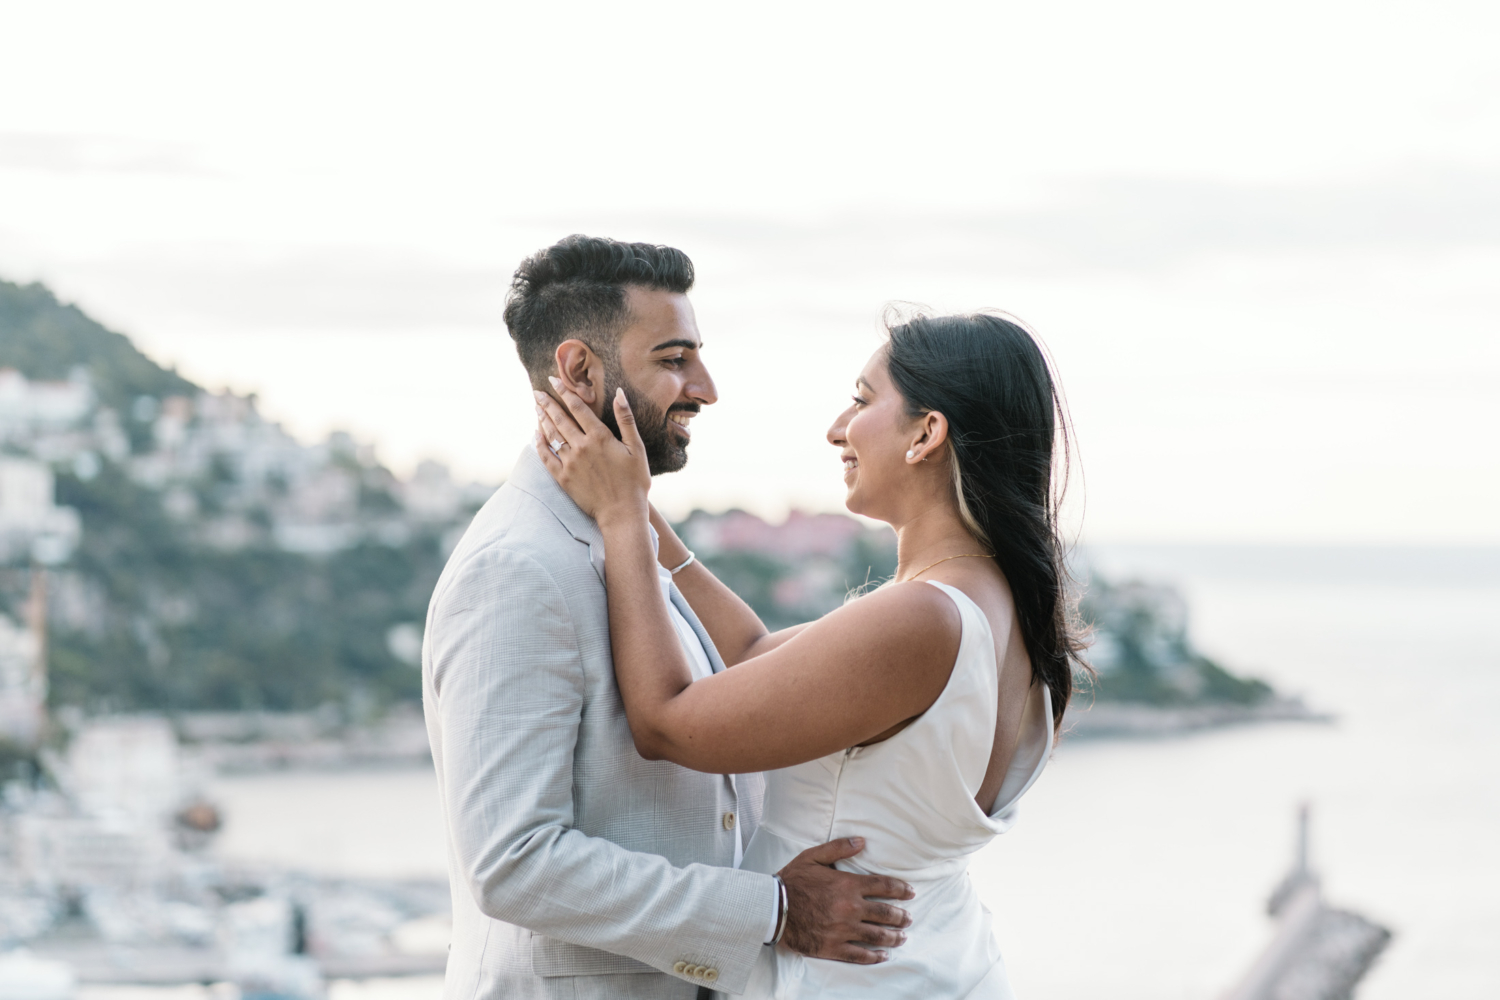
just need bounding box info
[0,280,490,737]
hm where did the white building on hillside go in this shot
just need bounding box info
[0,612,44,747]
[0,457,80,563]
[0,368,92,438]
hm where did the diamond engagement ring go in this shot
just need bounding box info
[549,439,566,454]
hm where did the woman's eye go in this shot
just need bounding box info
[851,395,867,406]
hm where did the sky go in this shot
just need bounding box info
[1,0,1496,543]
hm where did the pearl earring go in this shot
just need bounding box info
[906,450,916,459]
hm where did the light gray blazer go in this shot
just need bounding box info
[423,447,772,998]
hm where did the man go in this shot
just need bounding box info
[422,235,911,1000]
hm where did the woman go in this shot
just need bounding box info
[534,311,1085,998]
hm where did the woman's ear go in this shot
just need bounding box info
[554,339,604,408]
[907,411,950,463]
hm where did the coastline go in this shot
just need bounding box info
[170,696,1338,776]
[1062,696,1331,740]
[172,696,1336,776]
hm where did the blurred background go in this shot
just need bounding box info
[0,1,1496,999]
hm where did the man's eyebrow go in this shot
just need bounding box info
[650,338,701,352]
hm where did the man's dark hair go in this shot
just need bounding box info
[503,235,695,384]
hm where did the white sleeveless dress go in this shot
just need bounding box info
[739,581,1054,999]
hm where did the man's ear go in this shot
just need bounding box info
[553,339,605,410]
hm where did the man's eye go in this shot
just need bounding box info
[662,356,686,367]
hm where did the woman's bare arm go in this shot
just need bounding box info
[648,506,812,665]
[602,512,961,773]
[536,386,962,774]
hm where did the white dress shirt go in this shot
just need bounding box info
[639,528,779,942]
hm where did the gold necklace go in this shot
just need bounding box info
[899,553,991,583]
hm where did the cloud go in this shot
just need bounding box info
[30,166,1500,340]
[993,168,1500,267]
[0,132,210,175]
[61,248,505,331]
[558,166,1500,276]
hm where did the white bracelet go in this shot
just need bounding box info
[669,551,696,575]
[772,875,789,945]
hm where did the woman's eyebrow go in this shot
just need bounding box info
[855,377,874,392]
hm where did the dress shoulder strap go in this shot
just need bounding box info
[922,579,986,626]
[922,581,1054,823]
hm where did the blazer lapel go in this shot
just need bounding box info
[669,579,738,793]
[506,447,606,584]
[508,447,730,677]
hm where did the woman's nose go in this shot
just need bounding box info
[827,407,852,446]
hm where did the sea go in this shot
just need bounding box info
[82,545,1500,1000]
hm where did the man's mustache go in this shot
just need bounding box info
[666,403,700,418]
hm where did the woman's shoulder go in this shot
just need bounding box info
[821,580,965,665]
[851,577,963,616]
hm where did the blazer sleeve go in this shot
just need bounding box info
[427,543,774,993]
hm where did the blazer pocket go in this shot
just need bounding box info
[530,934,657,978]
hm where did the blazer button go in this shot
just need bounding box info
[673,961,687,975]
[723,811,736,830]
[686,964,702,977]
[704,968,719,982]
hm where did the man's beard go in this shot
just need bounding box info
[599,368,694,476]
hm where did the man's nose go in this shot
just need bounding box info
[686,360,718,406]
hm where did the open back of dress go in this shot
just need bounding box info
[740,581,1054,999]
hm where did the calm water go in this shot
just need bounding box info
[195,547,1500,1000]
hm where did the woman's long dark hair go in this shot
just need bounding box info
[884,311,1087,732]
